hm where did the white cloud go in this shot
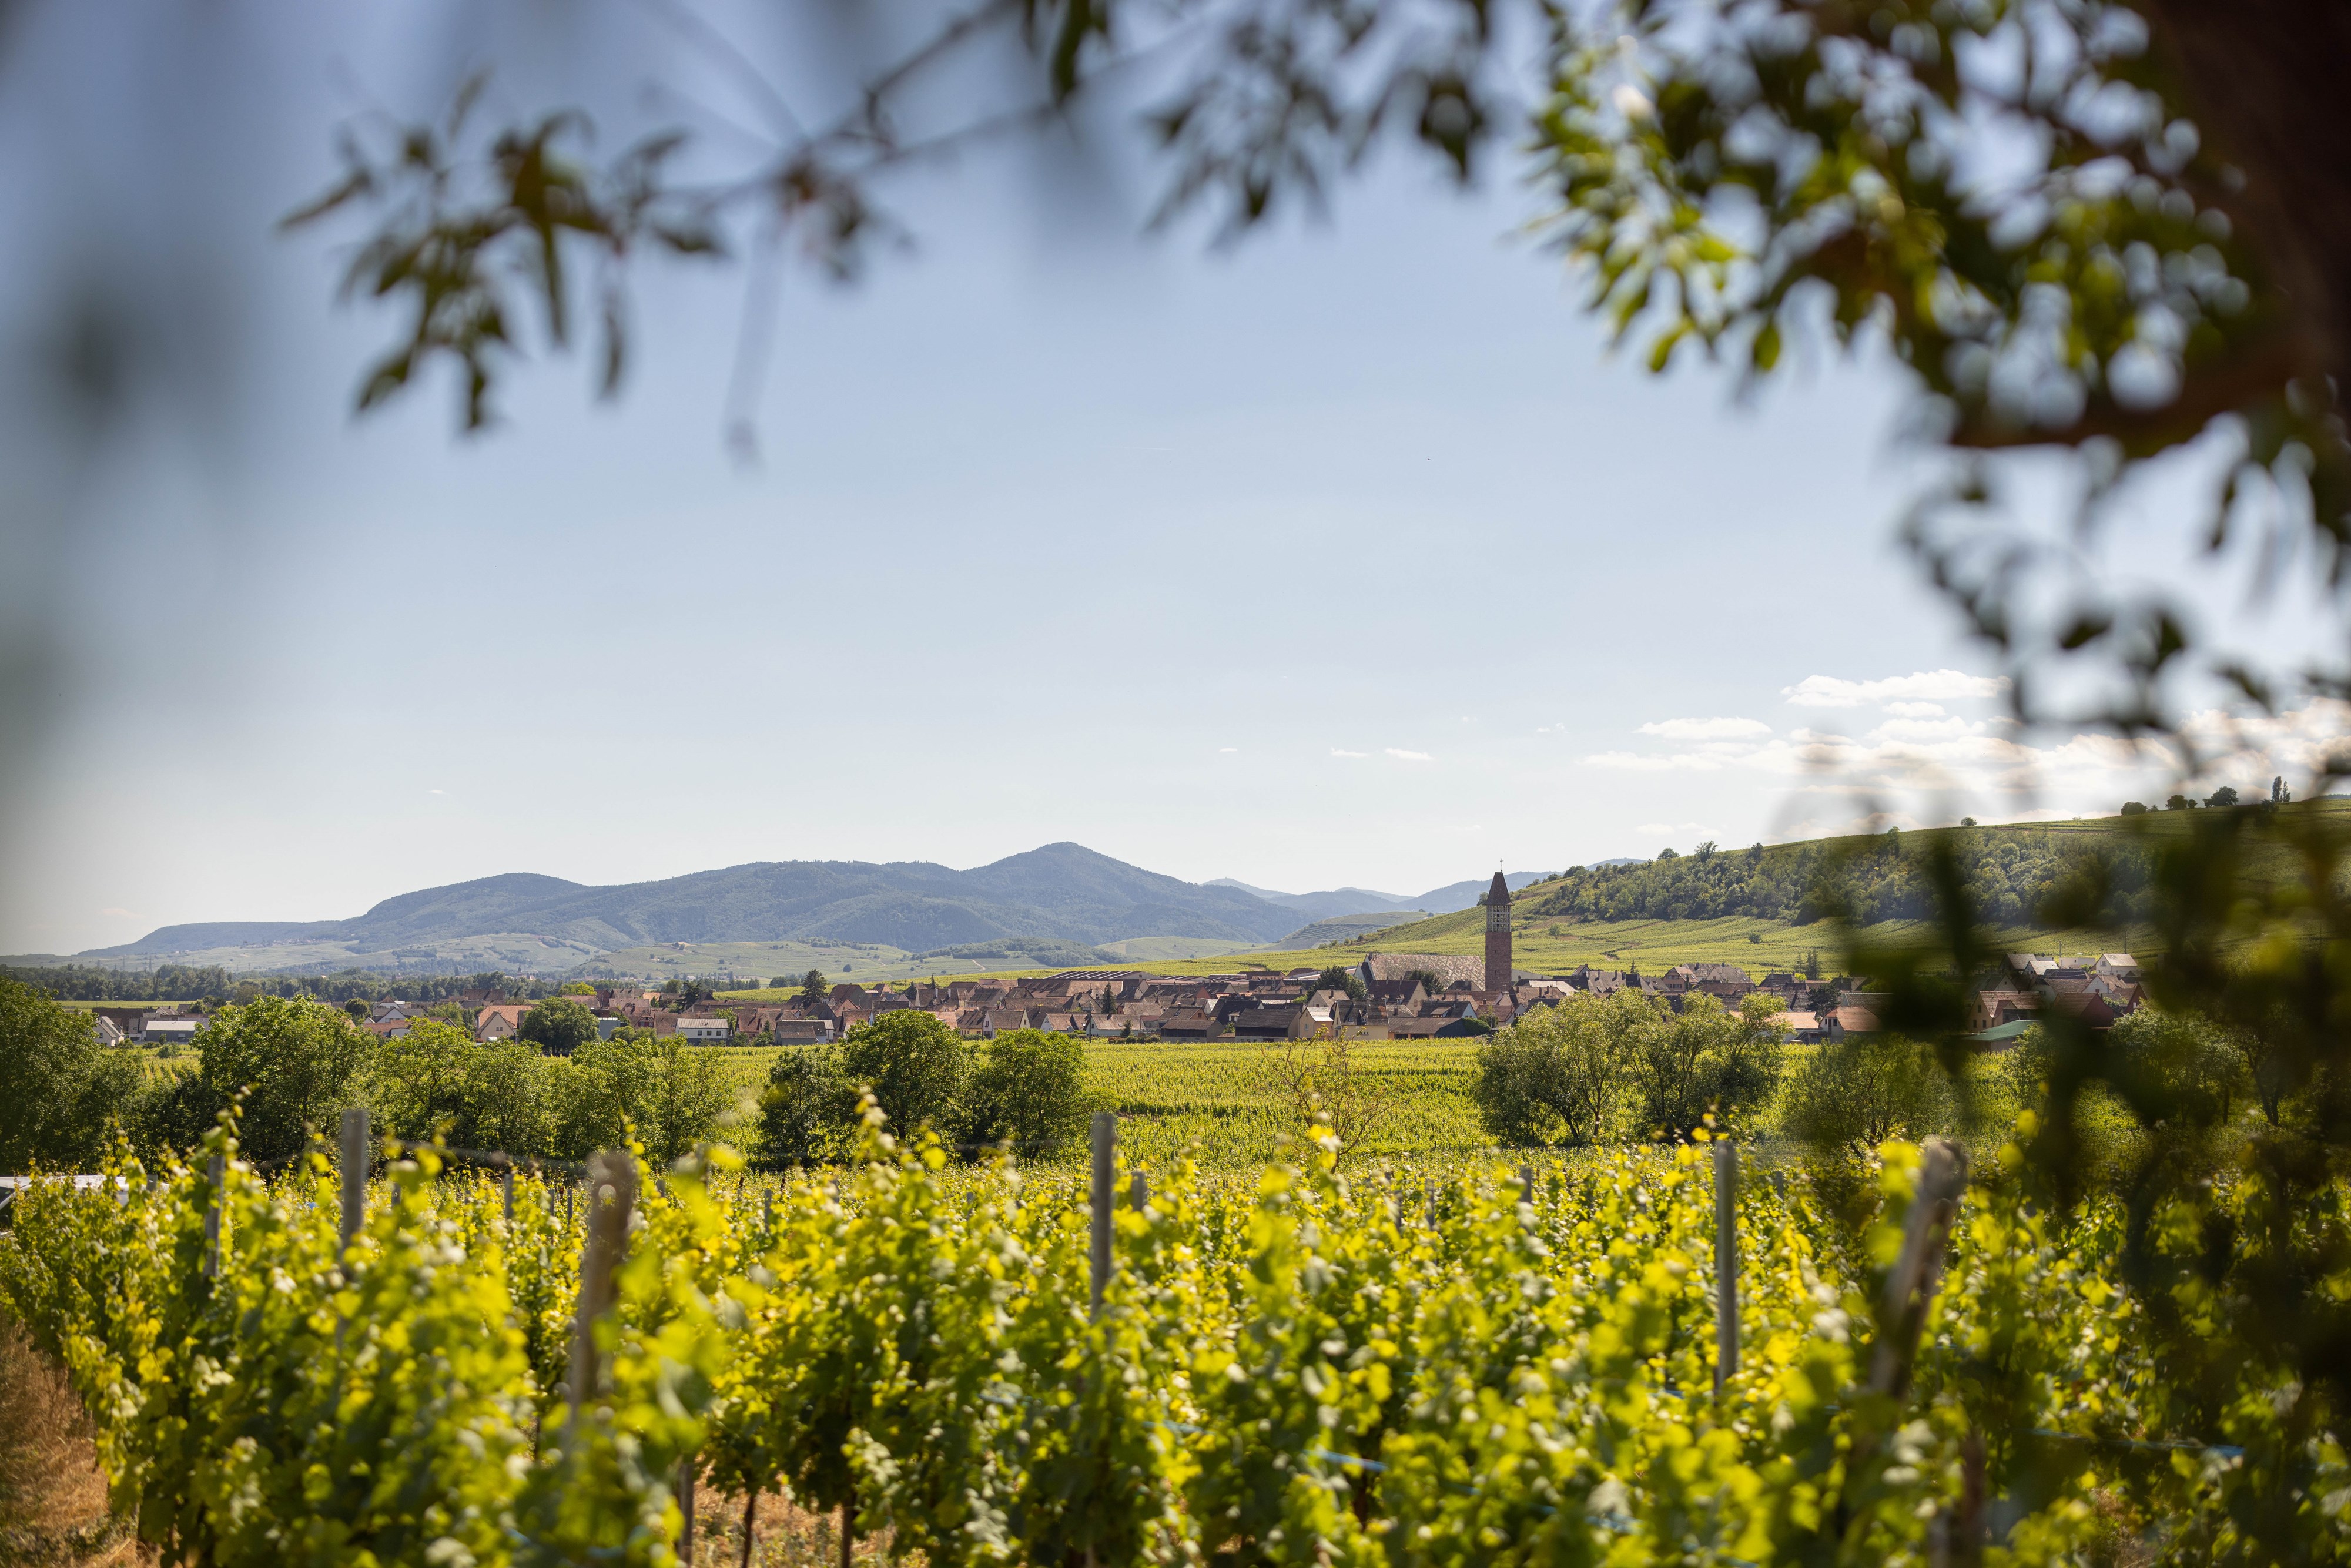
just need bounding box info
[1883,701,1946,718]
[1635,821,1712,837]
[1782,670,2009,709]
[101,906,135,918]
[1218,748,1239,754]
[1385,748,1433,762]
[1638,716,1773,741]
[428,788,447,795]
[1331,748,1367,758]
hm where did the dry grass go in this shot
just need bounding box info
[687,1485,892,1568]
[0,1318,150,1567]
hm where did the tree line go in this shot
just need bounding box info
[0,980,1091,1175]
[0,964,568,1007]
[0,981,731,1172]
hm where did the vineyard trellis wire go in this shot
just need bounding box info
[0,1097,2341,1567]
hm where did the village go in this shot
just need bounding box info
[172,873,2141,1052]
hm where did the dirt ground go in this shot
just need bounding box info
[0,1315,891,1568]
[0,1320,149,1568]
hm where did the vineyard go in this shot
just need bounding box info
[1,1107,2340,1567]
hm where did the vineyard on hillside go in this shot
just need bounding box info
[3,1105,2338,1568]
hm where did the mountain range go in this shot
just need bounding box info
[86,847,1559,962]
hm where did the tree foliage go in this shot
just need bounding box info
[155,997,373,1165]
[0,979,142,1171]
[959,1029,1089,1157]
[838,1010,968,1140]
[515,996,600,1056]
[1523,824,2161,927]
[1779,1034,1953,1158]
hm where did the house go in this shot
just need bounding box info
[773,1018,835,1045]
[91,1005,152,1039]
[1967,990,2038,1032]
[1358,953,1487,990]
[475,1004,534,1041]
[1826,1004,1881,1040]
[1155,1007,1224,1040]
[91,1014,125,1047]
[366,1017,414,1042]
[677,1016,732,1046]
[2042,990,2124,1030]
[1770,1010,1827,1044]
[144,1014,204,1048]
[1227,1003,1314,1041]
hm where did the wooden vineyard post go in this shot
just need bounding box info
[677,1459,695,1562]
[203,1154,224,1279]
[1425,1179,1437,1228]
[1518,1164,1535,1205]
[501,1162,515,1231]
[1868,1137,1968,1399]
[339,1107,367,1255]
[565,1150,637,1441]
[738,1490,759,1568]
[1130,1170,1149,1210]
[1090,1111,1114,1321]
[1713,1140,1740,1392]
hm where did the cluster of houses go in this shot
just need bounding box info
[386,948,2141,1050]
[84,922,2141,1054]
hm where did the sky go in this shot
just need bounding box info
[0,1,2335,956]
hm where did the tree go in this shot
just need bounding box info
[1314,966,1369,1006]
[1802,951,1821,981]
[162,996,373,1163]
[2120,802,2149,815]
[2166,795,2194,811]
[516,997,600,1056]
[1626,994,1785,1141]
[1255,1033,1395,1168]
[375,1020,552,1155]
[0,978,142,1171]
[2205,785,2241,809]
[544,1032,660,1160]
[2105,1009,2248,1130]
[1469,994,1640,1147]
[799,970,829,1007]
[1402,969,1442,996]
[343,998,369,1020]
[959,1029,1089,1157]
[837,1010,967,1139]
[560,981,595,996]
[643,1038,736,1165]
[758,1048,851,1165]
[2272,776,2293,805]
[1779,1034,1952,1158]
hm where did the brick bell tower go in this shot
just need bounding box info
[1482,870,1512,993]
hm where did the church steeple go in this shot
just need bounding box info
[1483,870,1512,993]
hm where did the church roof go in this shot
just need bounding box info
[1486,870,1511,904]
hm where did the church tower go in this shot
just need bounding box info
[1482,870,1512,993]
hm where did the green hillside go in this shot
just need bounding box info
[703,807,2343,994]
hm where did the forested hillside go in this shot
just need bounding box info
[1521,820,2160,928]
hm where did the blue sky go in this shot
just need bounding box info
[0,1,2323,956]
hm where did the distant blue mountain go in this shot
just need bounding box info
[85,844,1308,957]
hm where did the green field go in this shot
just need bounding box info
[706,1036,1488,1168]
